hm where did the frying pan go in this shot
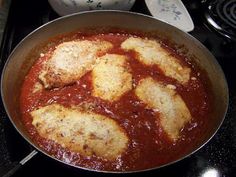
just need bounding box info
[1,11,228,174]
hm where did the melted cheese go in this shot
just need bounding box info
[39,40,113,89]
[135,77,191,140]
[92,54,132,102]
[32,82,43,93]
[31,104,128,160]
[121,37,191,84]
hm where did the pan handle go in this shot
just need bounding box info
[3,150,38,177]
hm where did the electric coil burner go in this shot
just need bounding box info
[204,0,236,40]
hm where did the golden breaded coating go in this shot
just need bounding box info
[39,40,113,89]
[121,37,191,84]
[92,54,132,102]
[31,104,128,160]
[135,77,191,140]
[32,82,43,93]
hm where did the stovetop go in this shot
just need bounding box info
[0,0,236,176]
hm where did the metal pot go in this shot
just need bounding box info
[1,11,228,173]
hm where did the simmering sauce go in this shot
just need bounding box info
[20,30,212,171]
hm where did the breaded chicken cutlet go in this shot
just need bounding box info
[135,77,191,140]
[31,103,129,160]
[39,40,113,89]
[121,37,191,84]
[92,54,132,102]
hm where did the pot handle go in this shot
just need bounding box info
[2,150,38,177]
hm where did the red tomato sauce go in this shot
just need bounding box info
[20,31,212,171]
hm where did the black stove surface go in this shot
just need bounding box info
[0,0,236,176]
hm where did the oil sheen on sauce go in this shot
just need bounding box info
[20,31,212,171]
